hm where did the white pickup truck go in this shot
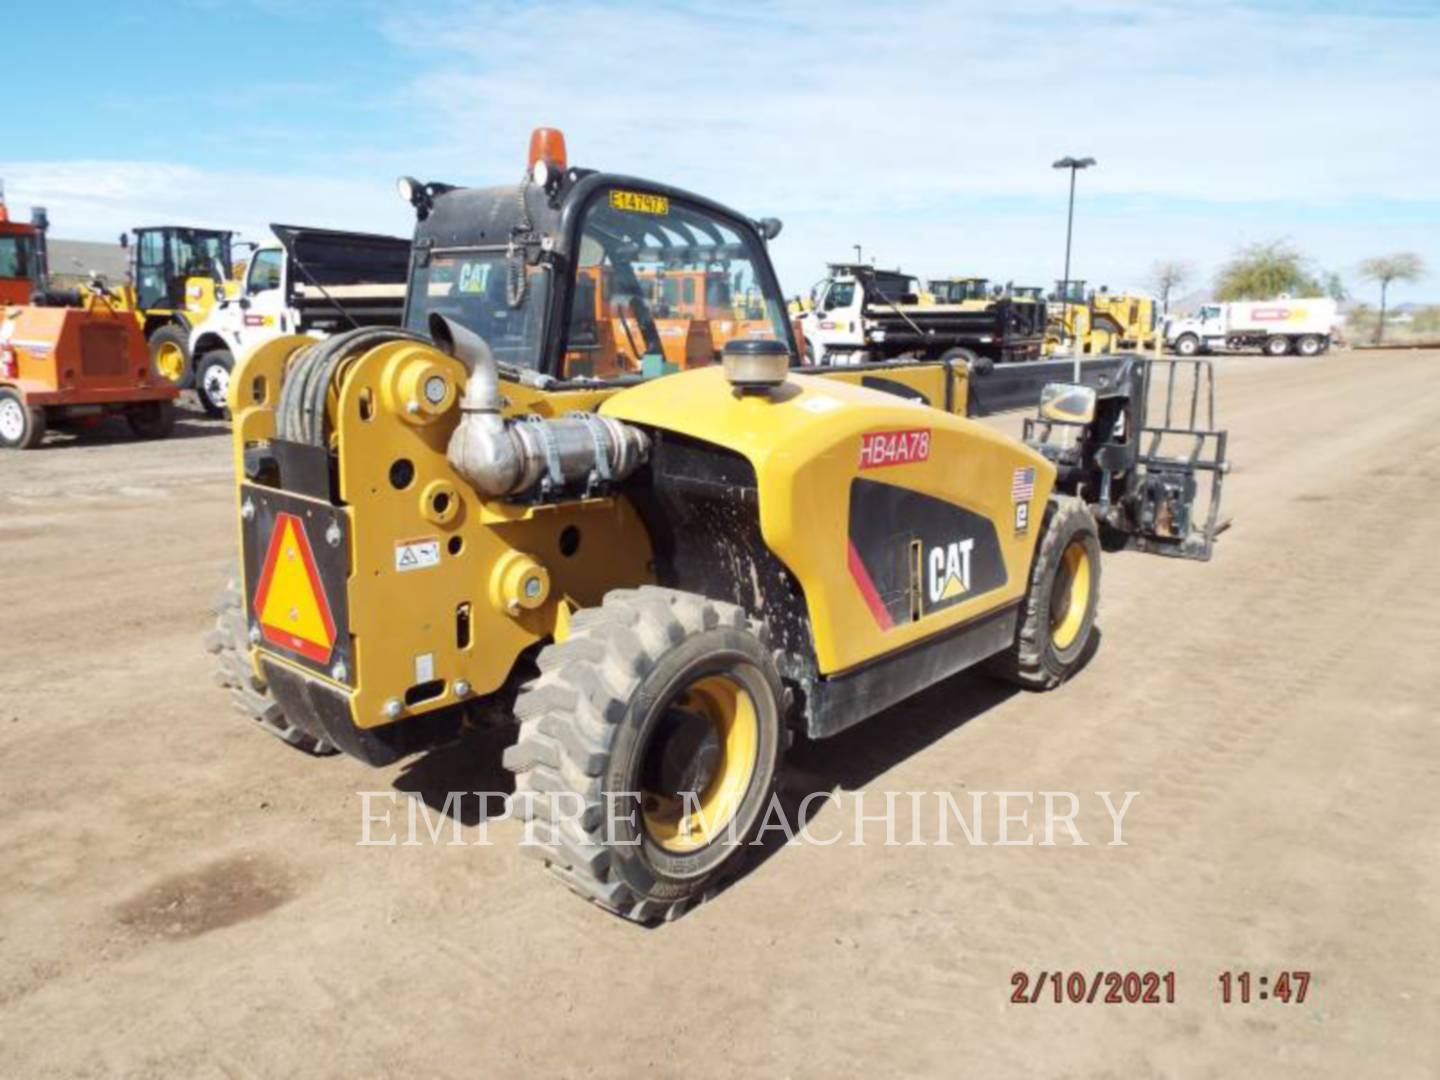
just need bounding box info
[186,224,409,415]
[1164,297,1337,358]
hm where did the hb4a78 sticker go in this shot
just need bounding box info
[859,429,930,470]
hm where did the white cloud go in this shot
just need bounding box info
[0,160,413,248]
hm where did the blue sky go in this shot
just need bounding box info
[5,0,1437,303]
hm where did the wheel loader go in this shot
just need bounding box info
[210,129,1227,922]
[114,225,239,386]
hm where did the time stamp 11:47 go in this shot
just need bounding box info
[1009,970,1313,1005]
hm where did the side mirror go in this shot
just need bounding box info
[118,232,129,249]
[1039,383,1097,424]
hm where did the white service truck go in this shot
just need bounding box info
[186,224,409,415]
[1164,297,1337,358]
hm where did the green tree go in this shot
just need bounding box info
[1358,253,1426,344]
[1214,240,1319,301]
[1321,271,1349,303]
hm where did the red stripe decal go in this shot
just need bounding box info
[847,539,894,630]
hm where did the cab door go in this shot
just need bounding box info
[808,280,864,362]
[233,248,286,350]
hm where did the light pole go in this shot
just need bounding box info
[853,243,862,266]
[1052,155,1096,380]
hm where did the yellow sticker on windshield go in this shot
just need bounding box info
[610,189,669,215]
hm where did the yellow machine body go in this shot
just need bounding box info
[229,335,1049,733]
[601,367,1053,673]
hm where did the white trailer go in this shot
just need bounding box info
[1165,296,1337,358]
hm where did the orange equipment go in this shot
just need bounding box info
[0,287,179,450]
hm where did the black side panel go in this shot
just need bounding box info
[628,432,814,671]
[847,477,1006,628]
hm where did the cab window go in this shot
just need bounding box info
[247,249,283,293]
[561,189,789,380]
[0,235,34,279]
[825,281,856,309]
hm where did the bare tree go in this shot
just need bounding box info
[1148,260,1193,311]
[1358,253,1426,344]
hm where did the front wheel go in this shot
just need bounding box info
[148,324,191,386]
[1264,335,1291,357]
[0,388,46,449]
[504,586,785,923]
[1172,334,1200,358]
[195,349,234,418]
[987,497,1101,690]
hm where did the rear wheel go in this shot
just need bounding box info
[0,388,46,449]
[504,586,784,923]
[987,497,1101,690]
[126,400,176,439]
[148,324,190,386]
[1264,335,1291,357]
[205,578,338,755]
[1295,334,1322,357]
[196,349,234,418]
[1173,334,1200,357]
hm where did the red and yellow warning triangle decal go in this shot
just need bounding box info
[252,511,337,663]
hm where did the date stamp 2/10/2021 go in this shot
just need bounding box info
[1010,971,1314,1006]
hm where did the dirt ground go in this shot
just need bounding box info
[1,349,1437,1078]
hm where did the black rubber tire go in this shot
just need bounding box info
[986,497,1101,690]
[1264,335,1291,357]
[1295,334,1321,357]
[147,324,192,387]
[503,586,784,924]
[204,578,338,755]
[126,400,176,439]
[0,387,46,449]
[1173,334,1201,358]
[195,349,234,418]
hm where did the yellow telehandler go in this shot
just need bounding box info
[209,130,1227,922]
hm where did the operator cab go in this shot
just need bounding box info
[122,226,235,311]
[400,129,793,382]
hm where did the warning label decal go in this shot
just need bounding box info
[395,537,441,573]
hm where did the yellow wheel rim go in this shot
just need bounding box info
[154,340,185,383]
[642,673,759,853]
[1050,541,1092,651]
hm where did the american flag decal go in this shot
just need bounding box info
[1011,467,1036,503]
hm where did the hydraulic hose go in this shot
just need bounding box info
[275,326,429,447]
